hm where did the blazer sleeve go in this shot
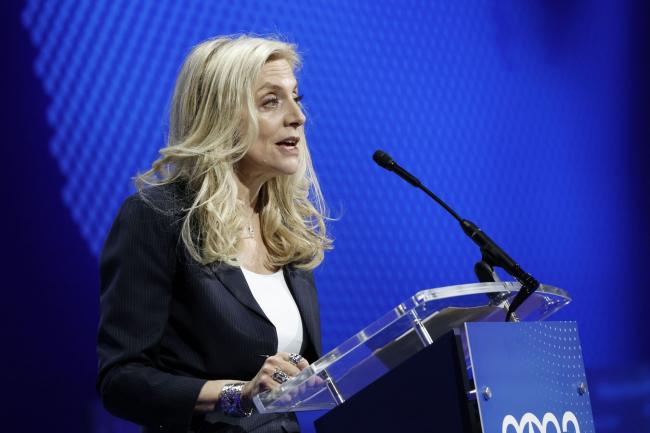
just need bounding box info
[97,194,206,431]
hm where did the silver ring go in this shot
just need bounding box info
[272,368,290,384]
[288,353,303,366]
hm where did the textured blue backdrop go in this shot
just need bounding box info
[7,0,650,432]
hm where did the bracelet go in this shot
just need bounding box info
[219,382,253,417]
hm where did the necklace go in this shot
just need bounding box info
[243,209,256,239]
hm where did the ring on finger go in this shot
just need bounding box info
[288,353,303,366]
[272,368,290,384]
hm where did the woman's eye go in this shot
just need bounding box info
[262,97,279,108]
[294,95,304,104]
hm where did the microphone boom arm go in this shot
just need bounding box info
[373,150,540,321]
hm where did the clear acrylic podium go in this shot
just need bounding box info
[253,282,576,432]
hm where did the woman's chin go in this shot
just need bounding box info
[274,157,300,177]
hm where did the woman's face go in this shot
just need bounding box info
[238,58,306,183]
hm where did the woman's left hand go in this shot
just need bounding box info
[240,352,309,409]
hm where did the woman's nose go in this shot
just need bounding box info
[285,100,306,128]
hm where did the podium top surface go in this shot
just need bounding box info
[253,281,571,413]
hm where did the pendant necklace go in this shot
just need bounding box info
[244,209,255,239]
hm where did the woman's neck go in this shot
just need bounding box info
[235,171,265,211]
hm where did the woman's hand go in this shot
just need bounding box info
[240,352,309,410]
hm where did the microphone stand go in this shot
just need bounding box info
[373,150,539,322]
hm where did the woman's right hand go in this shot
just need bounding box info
[240,352,309,410]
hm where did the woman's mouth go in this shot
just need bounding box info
[276,137,300,154]
[276,136,300,147]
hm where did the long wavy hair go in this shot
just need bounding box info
[136,35,331,270]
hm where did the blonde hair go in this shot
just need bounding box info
[137,35,331,270]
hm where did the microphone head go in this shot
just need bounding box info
[372,150,394,169]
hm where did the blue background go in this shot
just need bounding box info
[3,0,649,432]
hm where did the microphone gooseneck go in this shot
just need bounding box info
[372,149,539,321]
[372,150,462,221]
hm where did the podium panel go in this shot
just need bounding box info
[314,331,476,433]
[466,322,595,433]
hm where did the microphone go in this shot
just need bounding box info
[372,150,539,321]
[372,151,422,188]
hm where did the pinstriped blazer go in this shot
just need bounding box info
[97,184,322,433]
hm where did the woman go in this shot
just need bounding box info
[97,35,331,433]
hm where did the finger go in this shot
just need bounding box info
[294,356,309,370]
[268,355,302,377]
[279,352,309,371]
[259,374,281,392]
[270,367,292,384]
[307,375,324,387]
[275,359,301,377]
[257,365,285,391]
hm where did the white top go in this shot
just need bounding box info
[241,267,303,354]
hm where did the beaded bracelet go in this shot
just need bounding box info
[219,382,253,417]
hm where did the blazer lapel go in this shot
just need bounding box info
[210,262,269,322]
[284,267,321,357]
[210,262,321,357]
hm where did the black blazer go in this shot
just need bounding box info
[97,184,322,433]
